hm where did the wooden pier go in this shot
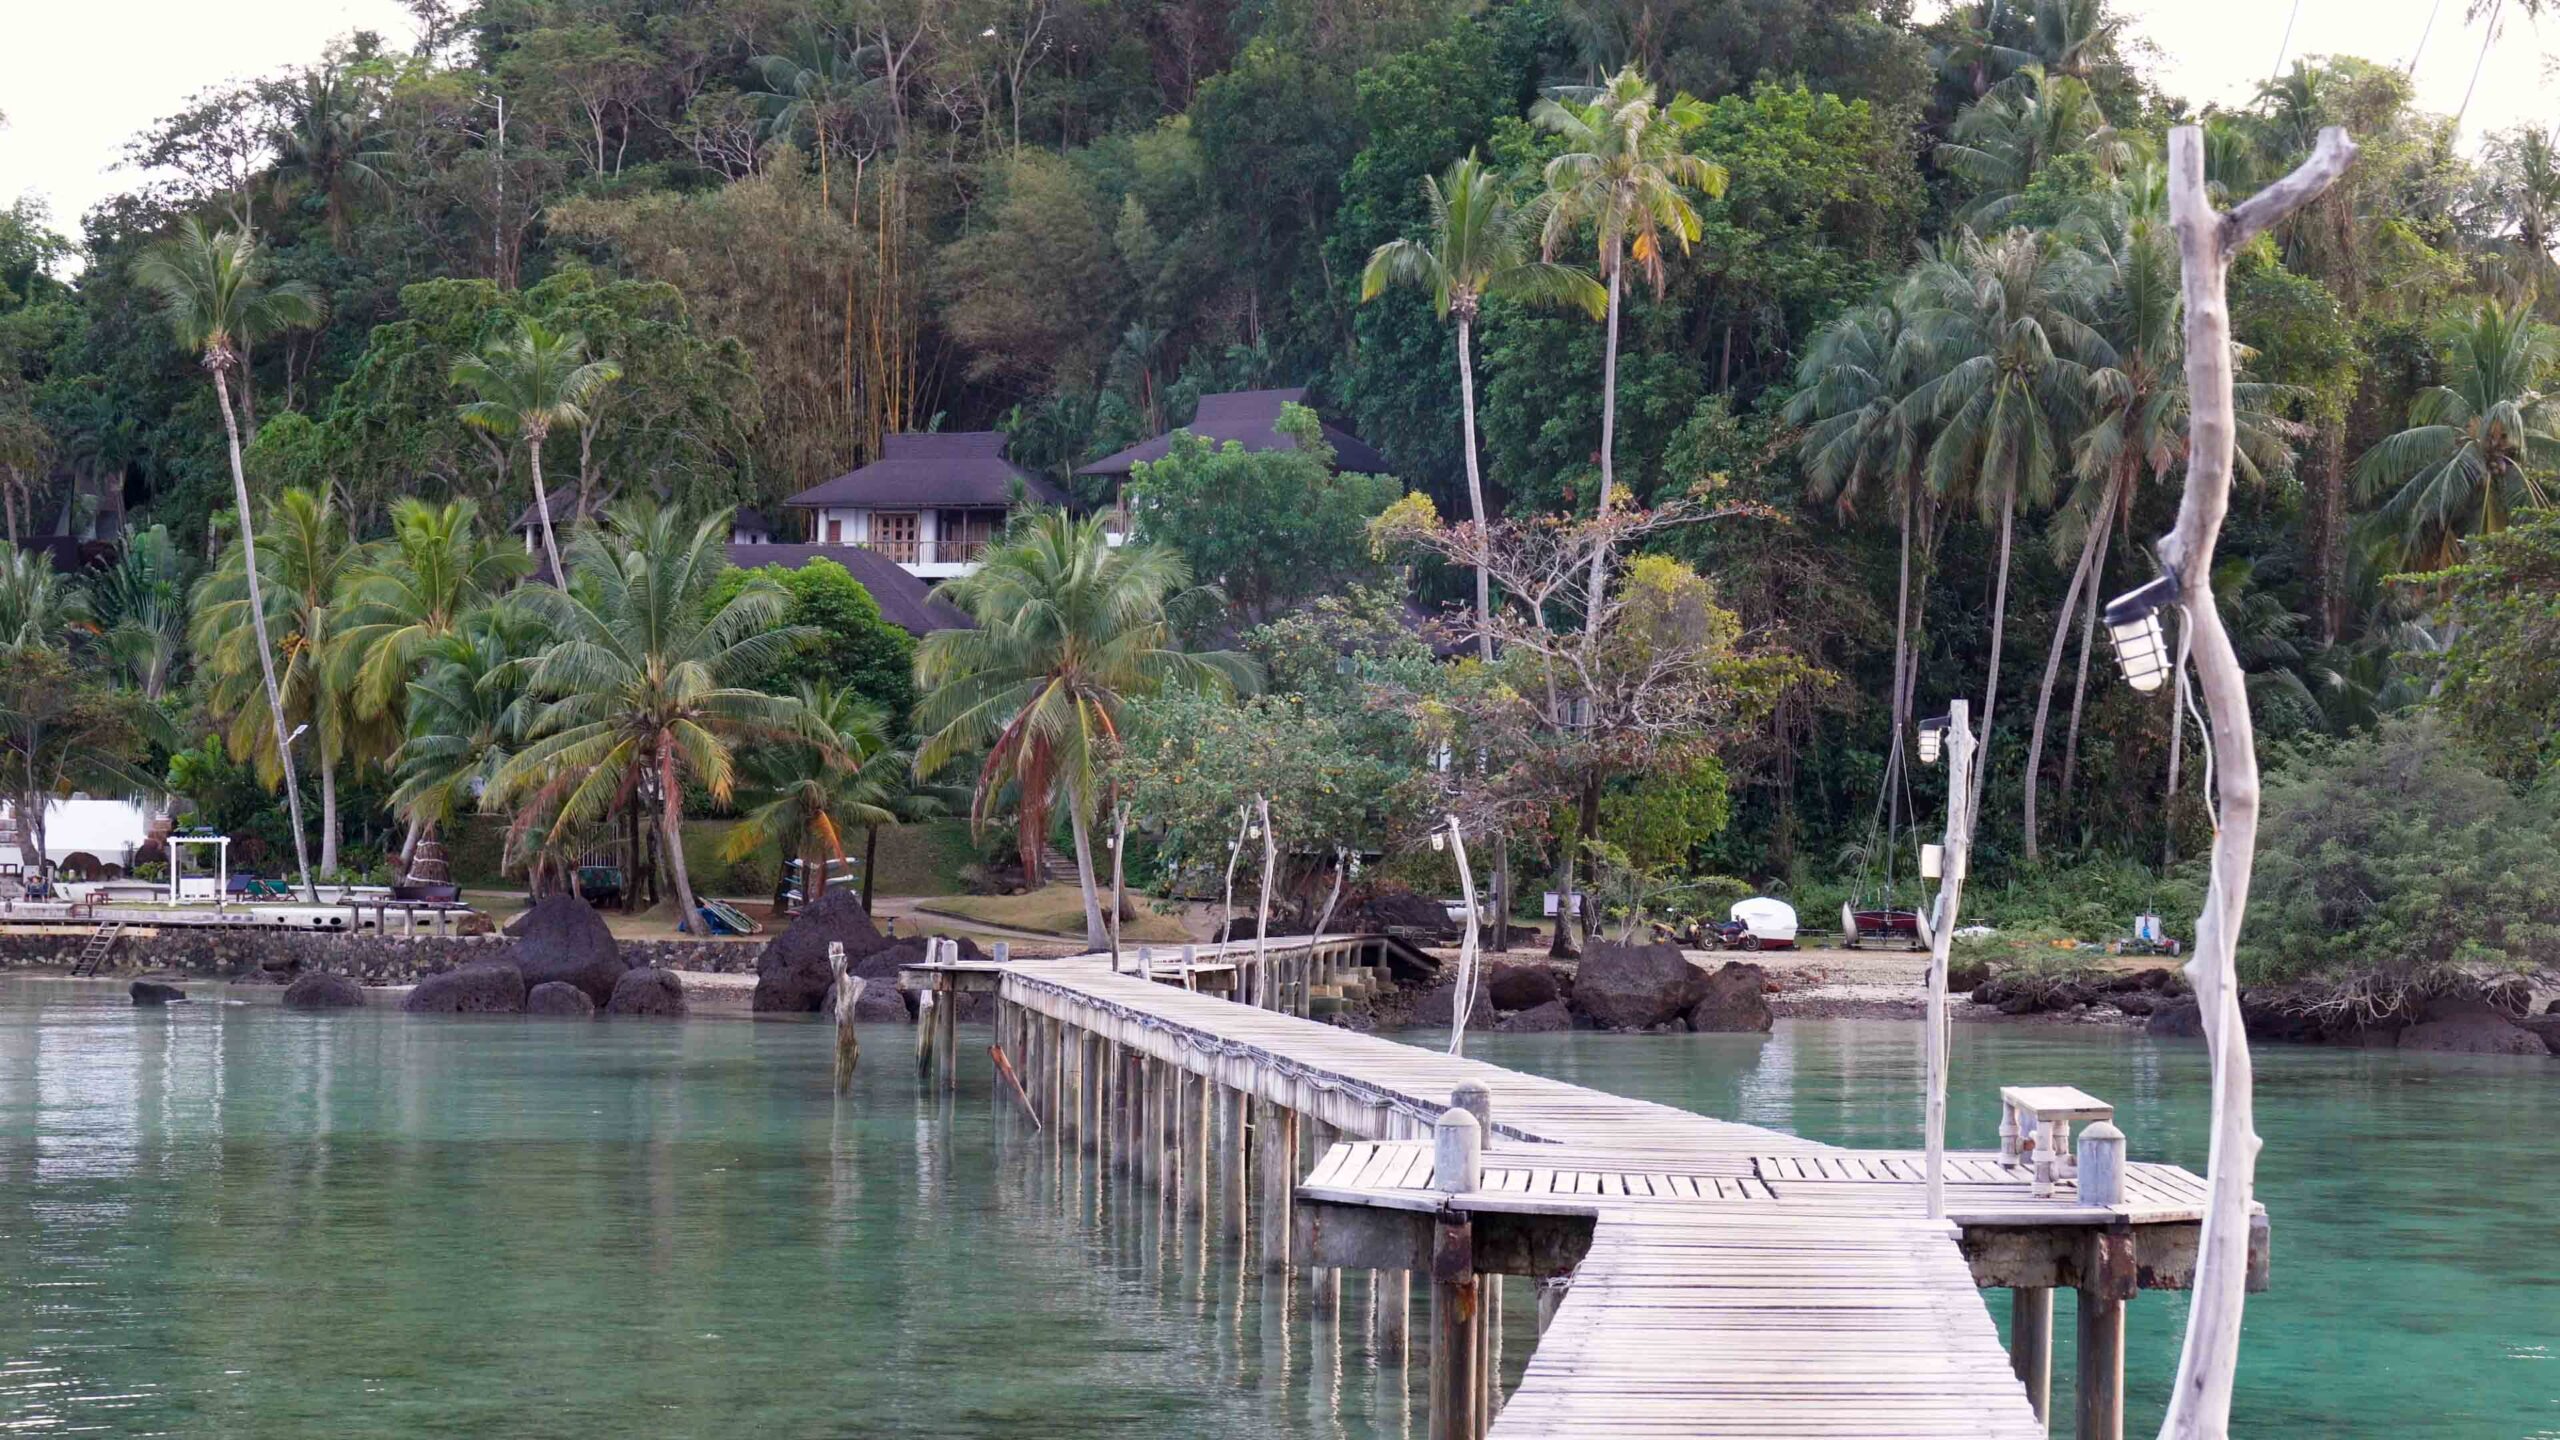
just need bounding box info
[901,942,2268,1440]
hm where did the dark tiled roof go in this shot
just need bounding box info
[732,506,776,537]
[1076,388,1391,477]
[785,431,1067,510]
[509,489,601,534]
[722,543,972,635]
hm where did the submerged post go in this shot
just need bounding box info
[828,942,860,1094]
[1428,1103,1482,1440]
[2012,1287,2053,1426]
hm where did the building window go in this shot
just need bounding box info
[825,517,844,544]
[871,511,919,564]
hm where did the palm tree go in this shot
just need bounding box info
[2355,300,2560,572]
[2482,125,2560,312]
[489,506,810,935]
[271,62,388,247]
[916,511,1251,948]
[1901,228,2108,825]
[84,524,189,700]
[1362,154,1605,661]
[748,27,879,206]
[451,316,622,584]
[0,549,87,652]
[1531,65,1728,628]
[1788,299,1933,755]
[190,487,372,875]
[721,681,900,911]
[389,607,545,873]
[1935,67,2133,230]
[332,497,531,725]
[135,219,324,900]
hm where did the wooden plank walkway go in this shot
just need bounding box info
[995,955,2074,1439]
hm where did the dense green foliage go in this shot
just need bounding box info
[0,0,2554,942]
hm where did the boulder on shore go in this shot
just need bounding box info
[1410,979,1496,1029]
[605,967,687,1018]
[823,976,914,1023]
[130,980,186,1006]
[280,972,365,1011]
[1358,889,1460,941]
[1497,999,1573,1034]
[1485,961,1565,1012]
[2146,999,2204,1038]
[752,890,886,1013]
[1945,958,1992,993]
[2398,997,2548,1056]
[525,981,596,1017]
[506,894,629,1006]
[1571,942,1705,1031]
[403,962,528,1014]
[1687,961,1772,1033]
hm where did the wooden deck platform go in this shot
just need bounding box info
[939,948,2264,1440]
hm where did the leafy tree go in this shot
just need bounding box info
[1531,64,1729,624]
[916,512,1252,946]
[134,219,324,899]
[2354,300,2559,572]
[490,506,811,934]
[1125,404,1402,621]
[935,152,1125,388]
[2424,512,2560,781]
[0,648,154,876]
[84,524,191,700]
[450,314,622,582]
[1933,67,2129,229]
[1361,153,1603,659]
[387,607,543,869]
[720,681,902,910]
[708,557,918,721]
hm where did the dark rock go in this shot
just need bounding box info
[525,981,597,1017]
[1215,917,1262,944]
[2237,993,2323,1043]
[232,966,289,986]
[2514,1014,2560,1055]
[258,953,303,975]
[2483,977,2534,1018]
[752,890,886,1013]
[822,976,915,1023]
[1485,961,1564,1011]
[280,972,365,1011]
[1945,958,1991,993]
[2109,991,2161,1017]
[2546,997,2560,1016]
[2146,999,2204,1037]
[129,980,186,1006]
[1327,1010,1379,1033]
[1498,999,1574,1033]
[2110,968,2181,994]
[2399,997,2548,1056]
[403,962,528,1014]
[1572,942,1707,1031]
[1410,980,1496,1029]
[506,894,629,1006]
[606,967,687,1018]
[1686,962,1773,1033]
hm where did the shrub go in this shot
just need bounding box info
[2243,715,2560,985]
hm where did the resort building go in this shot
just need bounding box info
[782,431,1066,580]
[0,797,163,881]
[1076,387,1391,530]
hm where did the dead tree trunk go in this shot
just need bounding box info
[2155,122,2355,1440]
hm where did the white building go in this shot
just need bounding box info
[0,798,160,877]
[782,431,1067,580]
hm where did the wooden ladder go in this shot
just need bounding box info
[72,920,124,976]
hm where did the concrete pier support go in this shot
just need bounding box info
[2011,1287,2052,1427]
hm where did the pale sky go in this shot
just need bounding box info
[1,1,2553,258]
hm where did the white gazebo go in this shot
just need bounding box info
[167,833,232,906]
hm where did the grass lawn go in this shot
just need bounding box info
[918,884,1195,944]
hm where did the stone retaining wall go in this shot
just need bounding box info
[0,931,761,983]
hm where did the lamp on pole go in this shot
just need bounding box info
[1914,699,1975,1221]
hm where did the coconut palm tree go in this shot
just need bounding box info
[1900,228,2108,825]
[748,27,881,206]
[1362,153,1606,664]
[388,607,545,873]
[190,487,373,875]
[1788,299,1934,754]
[721,681,902,911]
[1935,67,2133,230]
[1530,65,1728,628]
[331,497,531,725]
[135,219,324,899]
[2481,125,2560,308]
[916,511,1251,948]
[270,62,389,247]
[0,549,87,652]
[489,505,810,935]
[84,524,189,700]
[2355,300,2560,572]
[451,316,621,584]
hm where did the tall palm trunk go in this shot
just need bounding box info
[1889,485,1916,747]
[660,749,703,934]
[1582,264,1624,633]
[2021,479,2119,861]
[318,748,340,875]
[1068,798,1108,949]
[212,364,319,903]
[861,824,880,912]
[1969,491,2016,833]
[2058,516,2108,821]
[1455,307,1514,951]
[526,427,565,584]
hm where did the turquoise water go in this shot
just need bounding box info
[0,981,2551,1437]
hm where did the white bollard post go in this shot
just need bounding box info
[2077,1121,2126,1207]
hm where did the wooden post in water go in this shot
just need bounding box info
[2074,1126,2131,1440]
[915,992,937,1077]
[1255,1098,1296,1274]
[2012,1287,2053,1427]
[1449,1082,1495,1422]
[1428,1102,1482,1440]
[937,942,960,1092]
[828,942,860,1095]
[1305,1118,1340,1316]
[1223,1087,1250,1241]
